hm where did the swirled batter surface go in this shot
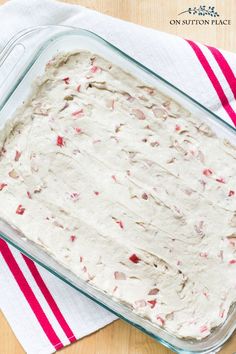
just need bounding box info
[0,51,236,339]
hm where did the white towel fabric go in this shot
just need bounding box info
[0,1,235,353]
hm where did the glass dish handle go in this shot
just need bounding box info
[0,25,74,107]
[0,27,41,67]
[0,27,46,89]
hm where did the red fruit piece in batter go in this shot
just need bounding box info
[57,136,64,147]
[142,192,148,200]
[229,259,236,264]
[175,124,181,131]
[132,109,146,120]
[112,286,118,293]
[200,325,208,333]
[111,175,117,182]
[129,254,141,263]
[70,192,80,202]
[228,190,235,197]
[199,252,208,258]
[216,177,225,184]
[14,150,21,161]
[16,205,25,215]
[156,316,165,326]
[116,220,124,229]
[0,183,7,191]
[219,309,225,318]
[114,271,126,280]
[70,235,77,242]
[94,191,99,196]
[90,65,102,73]
[72,109,84,117]
[27,191,32,199]
[203,168,213,177]
[62,77,70,85]
[147,299,157,308]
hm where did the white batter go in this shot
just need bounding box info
[0,51,235,339]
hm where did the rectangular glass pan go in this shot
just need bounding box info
[0,26,235,354]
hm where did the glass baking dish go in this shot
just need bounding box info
[0,25,235,354]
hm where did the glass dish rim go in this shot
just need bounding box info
[0,25,235,354]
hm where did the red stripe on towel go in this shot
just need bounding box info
[0,239,63,350]
[22,254,76,343]
[186,40,236,126]
[206,45,236,100]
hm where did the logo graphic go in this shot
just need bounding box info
[169,4,230,26]
[178,5,219,17]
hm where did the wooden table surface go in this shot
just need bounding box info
[0,1,235,353]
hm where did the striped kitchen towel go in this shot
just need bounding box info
[0,0,235,353]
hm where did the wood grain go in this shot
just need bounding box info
[0,1,235,353]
